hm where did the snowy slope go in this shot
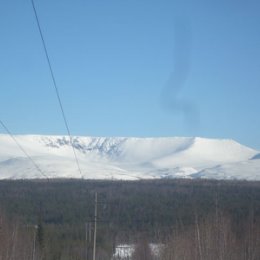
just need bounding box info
[192,160,260,180]
[0,134,259,180]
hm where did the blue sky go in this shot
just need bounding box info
[0,0,260,149]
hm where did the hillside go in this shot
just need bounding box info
[0,135,259,180]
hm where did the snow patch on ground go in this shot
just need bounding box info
[112,243,162,259]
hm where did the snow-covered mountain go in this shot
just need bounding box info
[0,134,259,180]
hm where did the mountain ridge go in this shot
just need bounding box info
[0,134,259,180]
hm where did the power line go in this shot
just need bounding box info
[30,0,82,176]
[0,120,48,179]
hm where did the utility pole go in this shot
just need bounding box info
[93,192,98,260]
[32,225,37,260]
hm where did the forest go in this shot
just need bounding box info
[0,179,259,259]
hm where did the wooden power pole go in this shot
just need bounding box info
[32,225,37,260]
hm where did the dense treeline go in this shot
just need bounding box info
[0,179,259,259]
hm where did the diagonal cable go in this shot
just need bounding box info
[0,120,49,179]
[30,0,82,176]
